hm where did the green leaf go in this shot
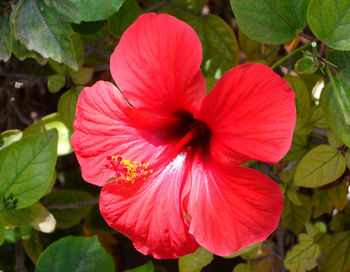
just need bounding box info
[11,0,78,69]
[71,67,93,85]
[0,14,11,62]
[0,129,23,150]
[320,231,350,272]
[312,181,348,218]
[284,75,311,117]
[24,113,73,156]
[294,145,346,188]
[72,21,104,35]
[321,80,350,148]
[327,51,350,73]
[22,230,43,264]
[47,74,66,93]
[0,219,4,246]
[57,87,83,131]
[284,233,322,272]
[179,247,213,272]
[308,0,350,50]
[310,106,329,129]
[0,202,42,226]
[328,131,344,148]
[238,29,279,65]
[45,0,123,24]
[233,263,256,272]
[36,236,114,272]
[226,242,261,260]
[165,5,239,78]
[0,130,58,209]
[295,57,319,75]
[107,0,141,38]
[124,262,154,272]
[41,190,94,229]
[282,195,312,235]
[230,0,308,44]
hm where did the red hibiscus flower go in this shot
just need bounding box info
[71,13,296,259]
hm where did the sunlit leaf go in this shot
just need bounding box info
[308,0,350,50]
[294,145,346,188]
[0,130,22,150]
[233,263,256,272]
[24,113,72,156]
[0,130,58,209]
[0,219,4,246]
[71,67,93,85]
[36,236,114,272]
[284,233,323,272]
[179,247,213,272]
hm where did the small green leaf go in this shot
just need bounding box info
[22,230,43,264]
[24,113,72,156]
[287,189,303,206]
[284,233,322,272]
[320,231,350,272]
[46,0,123,24]
[179,247,213,272]
[0,219,4,246]
[294,145,346,188]
[308,0,350,50]
[0,202,42,226]
[36,236,114,272]
[310,106,329,129]
[0,130,23,150]
[295,57,318,75]
[71,67,93,85]
[327,51,350,73]
[41,190,94,229]
[322,81,350,148]
[124,262,154,272]
[57,87,83,131]
[0,14,12,62]
[282,195,312,235]
[0,130,58,209]
[107,0,141,38]
[230,0,308,44]
[47,74,66,93]
[11,0,78,69]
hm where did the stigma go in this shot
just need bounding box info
[104,155,153,184]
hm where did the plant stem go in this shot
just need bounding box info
[270,42,312,70]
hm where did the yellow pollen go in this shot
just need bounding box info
[104,155,152,184]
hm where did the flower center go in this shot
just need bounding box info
[104,155,153,184]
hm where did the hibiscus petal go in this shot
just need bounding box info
[186,158,283,256]
[99,152,199,259]
[71,81,171,186]
[110,13,206,114]
[196,63,296,164]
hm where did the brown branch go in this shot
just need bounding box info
[143,0,171,13]
[276,221,286,272]
[15,240,27,272]
[46,198,99,210]
[79,34,109,62]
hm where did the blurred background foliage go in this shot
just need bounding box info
[1,0,350,271]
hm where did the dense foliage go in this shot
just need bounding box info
[1,0,350,271]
